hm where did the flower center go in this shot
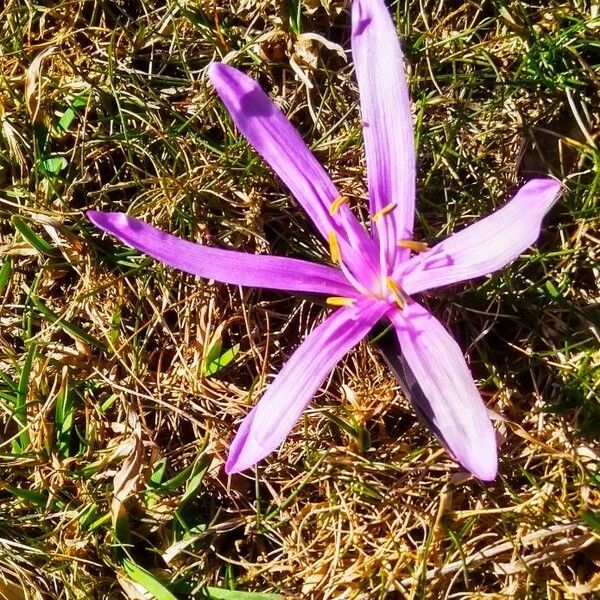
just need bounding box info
[326,203,426,309]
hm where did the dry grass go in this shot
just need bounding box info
[1,0,599,598]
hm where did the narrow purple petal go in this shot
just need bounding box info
[226,299,389,473]
[397,177,563,294]
[88,211,356,297]
[390,302,497,480]
[352,0,416,268]
[208,62,380,287]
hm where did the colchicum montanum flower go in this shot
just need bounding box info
[88,0,562,480]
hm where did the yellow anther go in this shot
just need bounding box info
[328,195,350,216]
[326,296,355,307]
[397,240,430,253]
[328,230,341,264]
[372,202,397,222]
[386,277,406,309]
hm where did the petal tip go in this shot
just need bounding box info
[87,209,116,231]
[470,458,498,482]
[86,210,131,233]
[208,61,242,89]
[86,209,102,225]
[224,444,260,475]
[225,405,264,475]
[462,437,498,482]
[522,175,564,203]
[224,456,242,476]
[207,61,225,83]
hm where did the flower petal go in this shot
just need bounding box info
[208,62,380,286]
[390,301,497,480]
[397,177,563,294]
[226,299,388,473]
[352,0,416,268]
[88,211,355,297]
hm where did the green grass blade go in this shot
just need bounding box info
[122,559,178,600]
[11,216,57,257]
[200,587,283,600]
[581,510,600,533]
[31,295,107,352]
[12,343,35,452]
[55,380,76,457]
[203,342,239,377]
[0,482,47,508]
[178,455,210,510]
[0,257,11,296]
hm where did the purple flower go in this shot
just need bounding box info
[88,0,562,480]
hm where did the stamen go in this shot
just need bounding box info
[328,230,341,264]
[386,277,406,309]
[397,240,430,253]
[372,202,397,222]
[328,195,349,216]
[326,296,355,307]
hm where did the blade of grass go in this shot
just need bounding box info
[55,377,76,457]
[0,257,11,296]
[11,216,58,257]
[12,343,35,452]
[122,559,178,600]
[200,588,283,600]
[31,295,107,352]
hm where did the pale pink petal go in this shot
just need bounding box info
[397,178,563,294]
[226,299,389,473]
[88,211,355,297]
[352,0,416,268]
[209,62,380,286]
[390,302,497,480]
